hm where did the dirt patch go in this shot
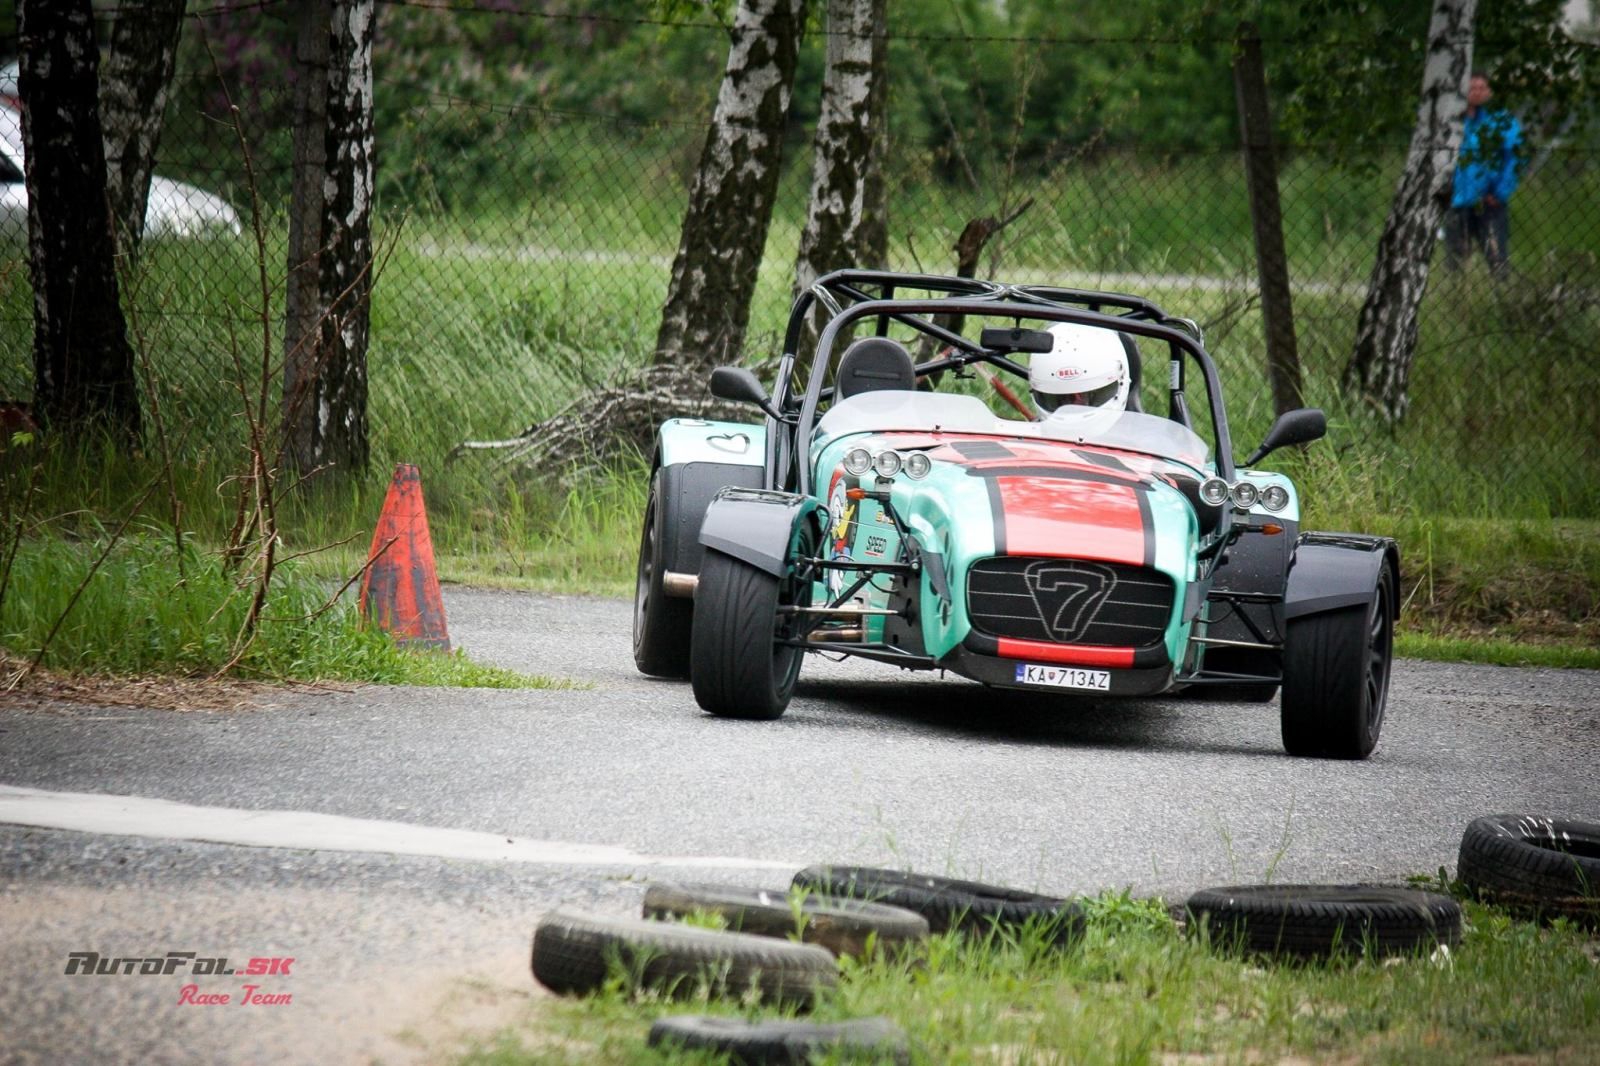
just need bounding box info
[0,657,355,713]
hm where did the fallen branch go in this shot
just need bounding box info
[449,362,746,479]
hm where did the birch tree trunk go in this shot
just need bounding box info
[19,0,141,448]
[654,0,808,369]
[1342,0,1477,424]
[283,0,374,474]
[794,0,888,297]
[99,0,186,253]
[284,0,330,464]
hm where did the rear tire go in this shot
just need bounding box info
[690,533,812,720]
[633,468,694,679]
[1280,562,1394,759]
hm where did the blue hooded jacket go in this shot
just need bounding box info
[1452,107,1522,209]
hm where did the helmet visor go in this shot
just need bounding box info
[1034,379,1121,413]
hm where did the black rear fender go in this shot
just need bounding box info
[1285,532,1400,620]
[656,461,766,576]
[698,487,825,577]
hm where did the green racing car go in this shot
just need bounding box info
[632,271,1398,759]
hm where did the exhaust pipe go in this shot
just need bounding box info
[808,628,864,643]
[661,571,698,598]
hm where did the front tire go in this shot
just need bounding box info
[1280,562,1395,759]
[690,546,808,720]
[633,468,694,678]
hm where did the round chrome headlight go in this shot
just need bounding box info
[872,450,903,478]
[1260,485,1290,512]
[843,447,873,475]
[1231,481,1260,509]
[1199,477,1230,507]
[903,452,932,479]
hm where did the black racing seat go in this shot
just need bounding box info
[1119,332,1144,413]
[835,337,916,401]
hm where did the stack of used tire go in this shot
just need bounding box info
[530,866,1089,1063]
[530,819,1598,1061]
[1456,814,1600,925]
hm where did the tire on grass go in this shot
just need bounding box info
[1457,814,1600,924]
[1280,561,1395,759]
[1184,884,1461,959]
[690,532,812,720]
[791,865,1086,943]
[530,907,837,1008]
[648,1015,910,1065]
[642,882,930,959]
[633,467,695,679]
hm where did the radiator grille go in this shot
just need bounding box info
[966,557,1174,647]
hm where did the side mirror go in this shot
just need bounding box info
[709,366,780,420]
[1244,407,1326,467]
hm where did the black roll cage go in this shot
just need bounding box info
[762,270,1237,496]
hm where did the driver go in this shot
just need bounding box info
[1028,322,1130,419]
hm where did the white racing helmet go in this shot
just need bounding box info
[1028,323,1130,417]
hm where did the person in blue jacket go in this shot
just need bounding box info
[1445,72,1521,277]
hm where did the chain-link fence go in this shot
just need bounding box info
[0,14,1596,519]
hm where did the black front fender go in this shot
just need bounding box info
[1285,532,1400,620]
[698,487,824,577]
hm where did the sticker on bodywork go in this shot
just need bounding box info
[826,469,857,595]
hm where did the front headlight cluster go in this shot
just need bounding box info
[843,447,933,480]
[1198,477,1290,512]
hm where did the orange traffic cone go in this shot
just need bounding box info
[359,463,450,650]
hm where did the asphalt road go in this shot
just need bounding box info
[2,588,1598,1064]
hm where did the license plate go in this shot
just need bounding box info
[1014,663,1110,691]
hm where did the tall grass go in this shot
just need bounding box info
[10,214,1590,517]
[1,140,1595,519]
[0,530,561,687]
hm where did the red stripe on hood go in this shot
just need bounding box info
[993,475,1146,565]
[863,433,1158,566]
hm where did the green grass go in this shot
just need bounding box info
[0,531,569,687]
[467,890,1600,1064]
[1395,632,1600,670]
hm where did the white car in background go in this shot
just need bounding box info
[0,76,241,241]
